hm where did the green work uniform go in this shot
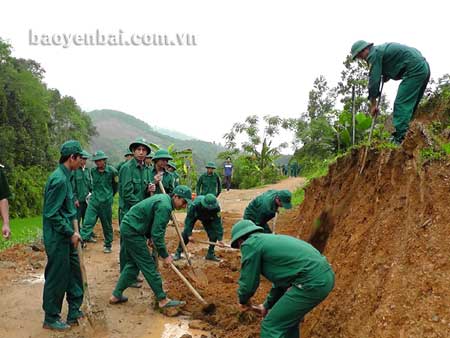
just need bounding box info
[0,165,11,201]
[171,171,180,187]
[42,164,84,324]
[118,158,151,221]
[118,158,151,272]
[243,190,279,233]
[196,172,221,197]
[176,195,223,257]
[80,165,118,248]
[149,167,175,194]
[116,160,128,174]
[368,43,430,143]
[112,194,173,300]
[72,166,92,227]
[238,233,334,338]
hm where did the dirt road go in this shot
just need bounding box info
[0,177,305,338]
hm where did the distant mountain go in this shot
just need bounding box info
[152,126,195,141]
[88,109,225,171]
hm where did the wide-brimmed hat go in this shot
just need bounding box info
[230,220,264,249]
[92,150,108,161]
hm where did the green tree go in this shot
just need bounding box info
[223,115,286,187]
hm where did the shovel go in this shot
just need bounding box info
[157,180,208,286]
[360,82,384,175]
[73,220,107,328]
[169,262,216,315]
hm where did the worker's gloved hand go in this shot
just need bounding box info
[71,232,81,248]
[163,255,173,266]
[74,200,80,208]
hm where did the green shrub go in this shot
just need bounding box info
[8,166,48,218]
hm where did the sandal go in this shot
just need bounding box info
[109,295,128,305]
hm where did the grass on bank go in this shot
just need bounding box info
[0,216,42,251]
[291,160,331,208]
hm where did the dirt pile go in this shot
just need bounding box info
[291,122,450,338]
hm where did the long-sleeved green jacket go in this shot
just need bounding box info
[183,196,223,240]
[89,165,118,204]
[196,172,221,196]
[72,167,92,202]
[120,194,173,258]
[243,190,278,233]
[149,167,175,194]
[368,43,427,99]
[119,158,151,214]
[237,233,333,308]
[43,164,77,238]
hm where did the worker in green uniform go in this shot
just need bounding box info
[109,185,192,308]
[231,220,335,338]
[243,189,292,233]
[42,140,84,331]
[196,162,221,197]
[167,161,180,187]
[351,40,430,144]
[149,149,175,194]
[0,164,11,239]
[116,149,134,225]
[118,138,152,287]
[118,138,152,223]
[116,149,134,173]
[72,150,92,228]
[80,150,118,253]
[173,193,224,262]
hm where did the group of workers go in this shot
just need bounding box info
[0,39,431,337]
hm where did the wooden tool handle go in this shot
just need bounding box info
[158,180,193,267]
[73,220,91,305]
[195,239,232,249]
[170,263,207,305]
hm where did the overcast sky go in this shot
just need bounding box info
[1,0,448,151]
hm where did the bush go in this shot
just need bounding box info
[231,156,282,189]
[7,165,48,218]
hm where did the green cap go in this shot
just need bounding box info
[205,161,216,169]
[350,40,373,59]
[167,161,177,170]
[277,190,292,209]
[80,150,91,159]
[92,150,108,161]
[124,149,133,157]
[129,137,151,154]
[230,220,264,249]
[60,140,83,157]
[200,194,219,210]
[173,185,192,204]
[152,149,173,161]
